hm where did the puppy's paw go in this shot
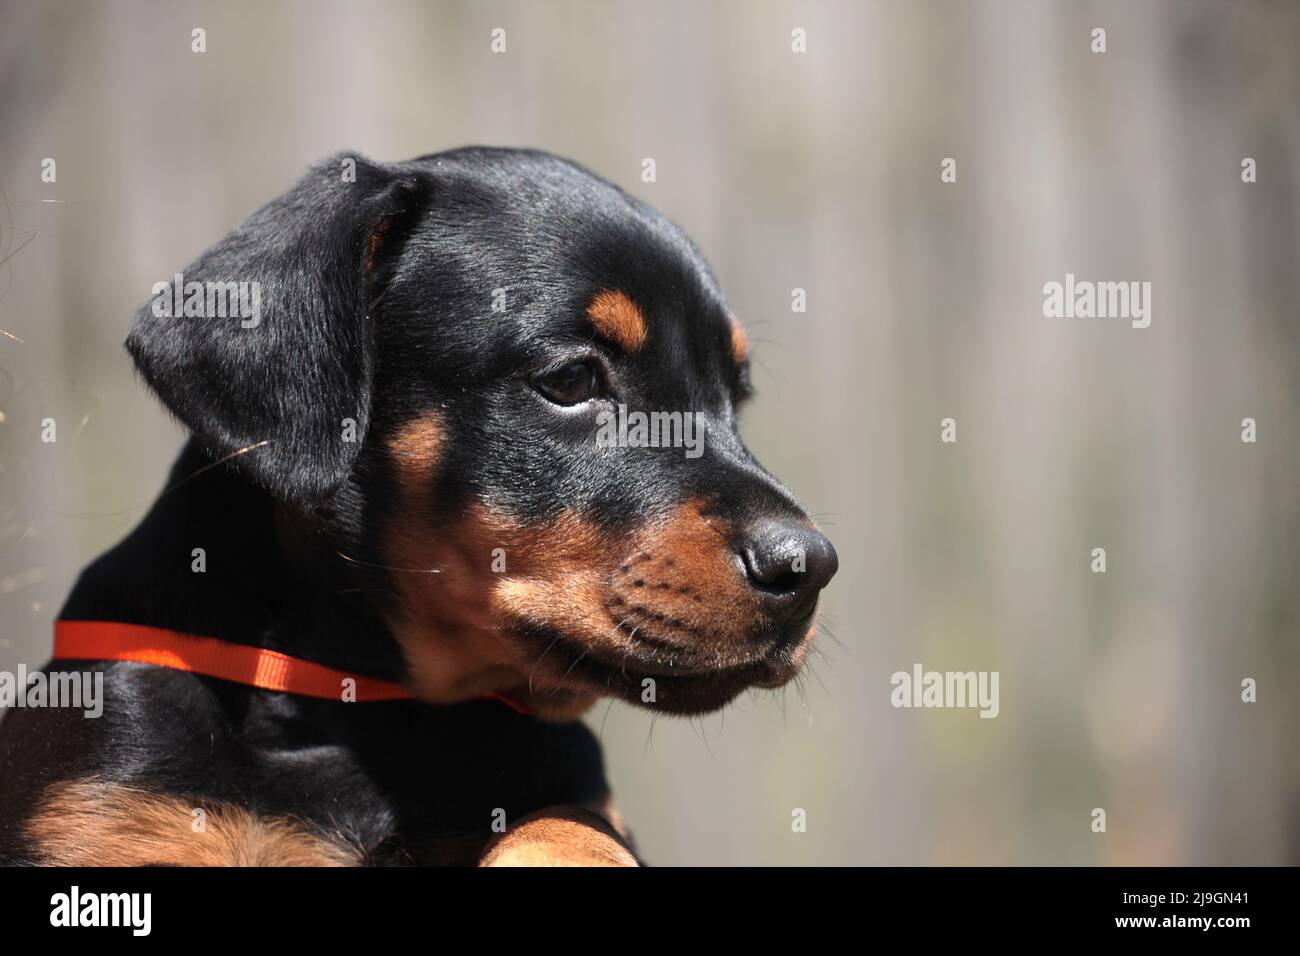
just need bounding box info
[479,806,638,867]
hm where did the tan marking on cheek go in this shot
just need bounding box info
[729,319,748,365]
[487,512,615,646]
[493,572,608,641]
[27,780,361,866]
[586,290,647,352]
[384,506,524,703]
[383,488,614,702]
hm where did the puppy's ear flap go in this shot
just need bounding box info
[126,154,424,506]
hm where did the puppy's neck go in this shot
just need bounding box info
[61,441,398,683]
[61,441,591,717]
[57,442,595,717]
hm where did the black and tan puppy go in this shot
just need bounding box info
[0,148,837,866]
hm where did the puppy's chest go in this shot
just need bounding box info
[14,670,614,866]
[224,702,614,864]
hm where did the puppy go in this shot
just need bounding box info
[0,148,837,866]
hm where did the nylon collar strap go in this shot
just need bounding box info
[51,619,533,713]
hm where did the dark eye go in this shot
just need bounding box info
[533,360,602,406]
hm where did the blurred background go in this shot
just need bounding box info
[1,0,1296,865]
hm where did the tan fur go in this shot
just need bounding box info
[729,318,748,365]
[384,492,610,714]
[479,806,638,867]
[586,289,647,352]
[388,414,446,487]
[27,779,361,866]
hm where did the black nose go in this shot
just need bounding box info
[738,521,838,621]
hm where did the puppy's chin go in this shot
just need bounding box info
[512,690,602,722]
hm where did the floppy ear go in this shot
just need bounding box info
[126,153,425,506]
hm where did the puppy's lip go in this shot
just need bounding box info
[526,634,807,715]
[782,601,818,638]
[517,615,814,692]
[575,639,770,679]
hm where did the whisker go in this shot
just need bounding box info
[335,551,441,574]
[0,228,37,269]
[642,712,660,756]
[597,698,615,745]
[528,633,565,695]
[333,587,394,597]
[816,625,846,654]
[804,652,831,700]
[560,648,589,680]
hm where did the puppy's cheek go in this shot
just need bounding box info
[382,415,525,698]
[493,572,609,642]
[383,509,520,701]
[380,433,624,696]
[482,513,626,663]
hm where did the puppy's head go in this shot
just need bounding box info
[127,149,837,717]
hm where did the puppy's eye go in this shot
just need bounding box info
[533,360,602,406]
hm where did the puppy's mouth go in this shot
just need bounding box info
[509,606,817,716]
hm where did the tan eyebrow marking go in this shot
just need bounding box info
[586,290,647,352]
[728,319,748,365]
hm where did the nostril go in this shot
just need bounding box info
[742,555,803,595]
[739,522,839,602]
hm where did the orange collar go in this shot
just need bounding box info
[52,619,533,714]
